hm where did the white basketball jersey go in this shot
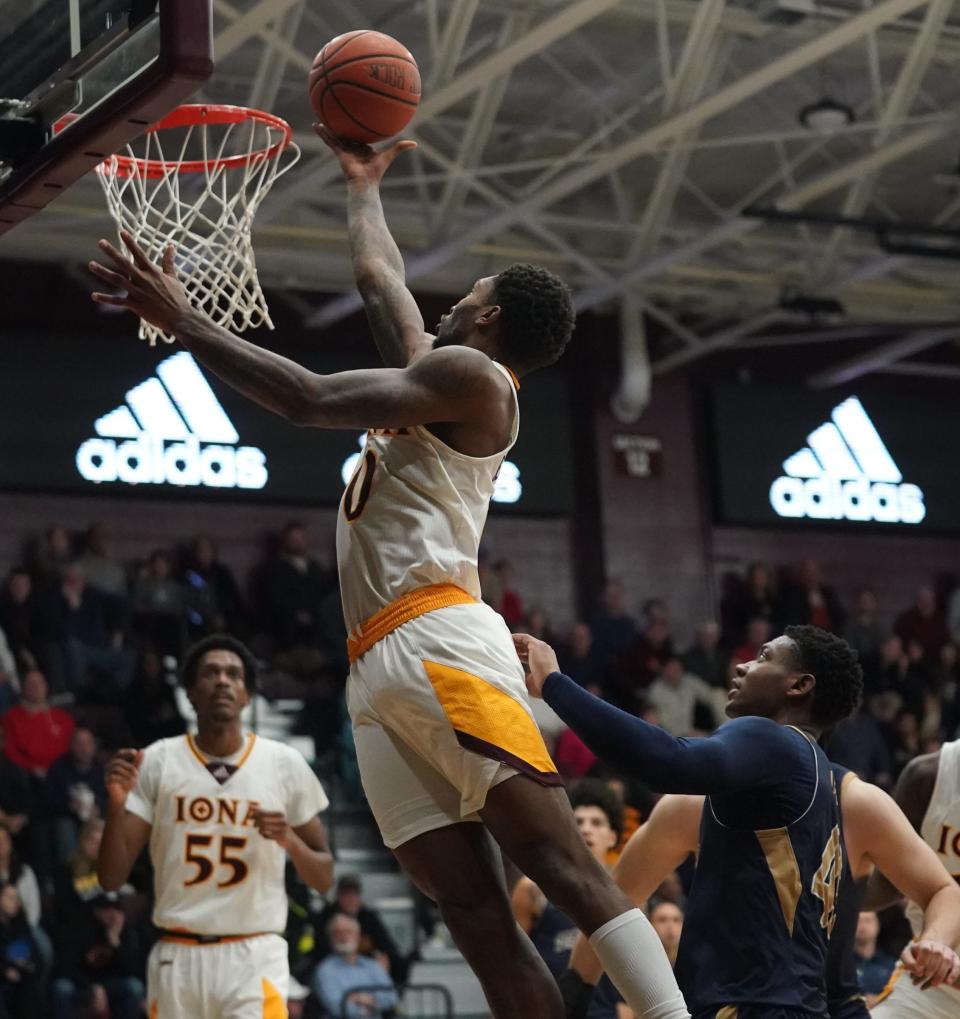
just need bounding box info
[907,740,960,940]
[126,733,328,936]
[336,361,519,632]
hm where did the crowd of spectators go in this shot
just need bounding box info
[0,517,956,1014]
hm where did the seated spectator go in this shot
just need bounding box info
[523,606,555,644]
[53,819,110,928]
[29,524,73,591]
[649,900,683,968]
[646,656,717,736]
[77,523,128,600]
[653,870,686,908]
[827,707,893,789]
[41,565,132,697]
[123,650,185,747]
[894,586,949,663]
[46,727,107,861]
[311,914,398,1019]
[557,622,605,693]
[589,580,637,668]
[842,589,886,676]
[131,550,185,657]
[0,570,39,673]
[313,875,402,982]
[52,891,144,1019]
[2,669,74,777]
[0,829,37,935]
[182,534,247,638]
[0,883,43,1019]
[731,617,772,667]
[554,727,597,780]
[681,620,727,690]
[0,625,16,717]
[780,559,845,633]
[265,522,333,653]
[888,709,921,779]
[721,562,779,647]
[853,910,896,1006]
[492,559,524,627]
[0,829,49,987]
[611,617,674,710]
[0,729,30,842]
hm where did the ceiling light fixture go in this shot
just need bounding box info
[798,97,855,133]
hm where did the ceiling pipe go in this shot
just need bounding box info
[611,293,652,423]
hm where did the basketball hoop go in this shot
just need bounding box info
[95,104,300,346]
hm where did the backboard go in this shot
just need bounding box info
[0,0,213,235]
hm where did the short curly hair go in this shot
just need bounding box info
[493,263,575,372]
[181,634,258,692]
[568,778,624,840]
[784,625,862,728]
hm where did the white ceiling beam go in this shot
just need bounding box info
[432,10,530,232]
[574,117,954,312]
[260,0,624,222]
[876,361,960,380]
[808,326,960,387]
[212,0,305,63]
[653,309,791,374]
[429,0,481,88]
[304,0,933,329]
[245,2,305,113]
[819,0,953,267]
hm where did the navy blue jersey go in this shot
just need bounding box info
[675,727,842,1019]
[825,764,869,1019]
[530,901,623,1018]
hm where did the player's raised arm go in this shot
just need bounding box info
[98,748,151,891]
[316,124,432,367]
[89,233,506,435]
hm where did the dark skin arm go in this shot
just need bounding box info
[315,125,432,368]
[98,749,151,891]
[864,752,939,911]
[88,232,513,456]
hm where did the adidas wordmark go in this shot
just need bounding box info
[769,397,924,525]
[76,352,268,490]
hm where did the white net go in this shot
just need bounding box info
[96,106,300,346]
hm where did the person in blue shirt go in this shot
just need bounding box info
[516,624,864,1019]
[312,913,398,1018]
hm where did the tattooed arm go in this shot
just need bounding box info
[318,124,433,367]
[88,232,509,441]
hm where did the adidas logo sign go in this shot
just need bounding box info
[769,396,925,525]
[76,352,268,490]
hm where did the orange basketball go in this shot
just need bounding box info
[309,30,421,144]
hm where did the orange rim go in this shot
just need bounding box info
[59,104,295,180]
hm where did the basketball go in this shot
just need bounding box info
[309,30,421,144]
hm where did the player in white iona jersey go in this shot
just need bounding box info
[97,636,332,1018]
[88,130,690,1019]
[870,739,960,1018]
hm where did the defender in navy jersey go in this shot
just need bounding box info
[560,763,960,1019]
[517,625,860,1019]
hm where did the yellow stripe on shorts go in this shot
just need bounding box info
[422,659,561,785]
[262,977,286,1018]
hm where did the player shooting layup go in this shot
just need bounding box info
[97,636,332,1018]
[88,128,689,1019]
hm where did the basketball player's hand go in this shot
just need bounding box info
[513,633,560,698]
[105,749,144,808]
[89,230,192,335]
[902,938,960,989]
[253,809,294,849]
[314,123,416,186]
